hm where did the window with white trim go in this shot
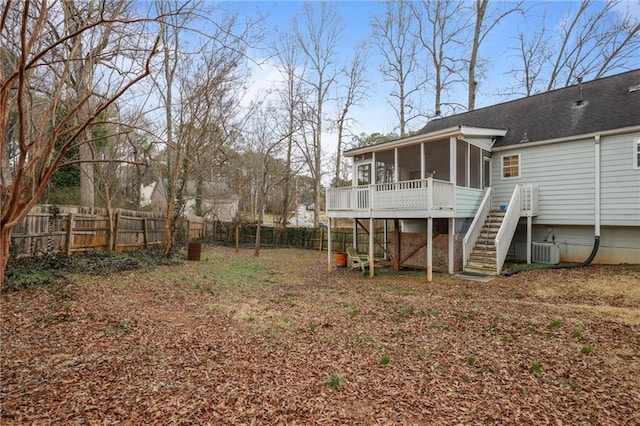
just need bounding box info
[502,154,520,179]
[634,138,640,169]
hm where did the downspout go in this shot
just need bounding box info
[577,134,601,266]
[503,135,601,275]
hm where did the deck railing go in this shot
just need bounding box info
[326,178,455,213]
[495,184,539,274]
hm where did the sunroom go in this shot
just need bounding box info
[327,126,505,219]
[326,126,507,281]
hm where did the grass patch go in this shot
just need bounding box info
[530,361,543,375]
[581,346,595,355]
[430,322,449,331]
[550,319,562,329]
[380,355,391,365]
[327,374,343,390]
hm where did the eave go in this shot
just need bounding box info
[345,126,508,157]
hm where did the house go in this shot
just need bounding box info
[326,69,640,279]
[144,179,239,222]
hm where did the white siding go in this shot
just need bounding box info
[492,138,597,225]
[455,187,484,218]
[600,133,640,226]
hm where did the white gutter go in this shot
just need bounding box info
[491,125,640,152]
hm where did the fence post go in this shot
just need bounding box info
[235,222,239,252]
[113,210,120,252]
[66,213,74,255]
[143,217,149,248]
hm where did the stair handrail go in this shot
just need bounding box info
[495,185,522,274]
[463,187,492,269]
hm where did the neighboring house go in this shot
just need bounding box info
[293,204,315,227]
[327,69,640,278]
[144,179,239,222]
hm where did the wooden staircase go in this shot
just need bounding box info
[464,210,505,275]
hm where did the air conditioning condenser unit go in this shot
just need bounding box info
[532,242,560,264]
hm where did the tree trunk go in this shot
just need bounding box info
[0,225,12,288]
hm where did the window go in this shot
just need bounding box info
[634,138,640,169]
[357,163,371,185]
[502,154,520,179]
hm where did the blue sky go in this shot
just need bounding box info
[211,1,640,155]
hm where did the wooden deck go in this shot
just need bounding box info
[326,178,484,219]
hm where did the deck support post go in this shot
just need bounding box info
[448,218,455,274]
[328,220,333,272]
[383,220,390,260]
[427,217,433,283]
[369,217,375,278]
[393,219,400,271]
[526,216,532,264]
[353,219,357,249]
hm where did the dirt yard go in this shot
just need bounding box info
[1,246,639,424]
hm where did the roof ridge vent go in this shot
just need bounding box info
[630,84,640,93]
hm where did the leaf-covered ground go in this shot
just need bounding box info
[1,246,639,424]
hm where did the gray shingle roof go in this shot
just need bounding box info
[420,69,640,148]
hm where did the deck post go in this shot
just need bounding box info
[448,218,454,274]
[369,217,375,278]
[526,216,532,264]
[353,219,357,249]
[393,219,400,271]
[328,220,333,272]
[427,217,433,282]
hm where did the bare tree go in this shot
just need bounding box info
[242,104,291,256]
[271,31,306,237]
[505,0,639,96]
[294,2,344,227]
[332,43,369,187]
[61,0,135,207]
[153,0,250,256]
[412,0,469,116]
[371,0,423,137]
[467,0,523,110]
[506,26,553,97]
[0,0,161,285]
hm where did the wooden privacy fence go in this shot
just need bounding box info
[9,205,206,259]
[9,204,385,258]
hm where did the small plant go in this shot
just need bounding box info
[430,321,449,331]
[401,305,414,316]
[550,319,562,329]
[581,346,595,355]
[460,291,472,299]
[467,355,477,366]
[306,322,317,332]
[530,361,543,375]
[328,374,343,390]
[117,320,131,334]
[572,330,582,339]
[380,355,391,365]
[192,283,201,290]
[246,316,256,322]
[421,308,439,317]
